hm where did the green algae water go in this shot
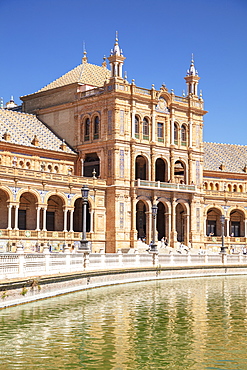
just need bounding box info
[1,276,247,370]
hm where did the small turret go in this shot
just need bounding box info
[184,54,200,96]
[107,32,126,79]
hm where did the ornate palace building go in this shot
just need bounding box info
[1,36,247,253]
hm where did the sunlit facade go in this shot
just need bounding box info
[1,36,246,253]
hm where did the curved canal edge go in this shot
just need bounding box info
[1,264,247,309]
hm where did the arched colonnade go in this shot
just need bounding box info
[136,198,190,245]
[205,206,247,237]
[0,188,92,233]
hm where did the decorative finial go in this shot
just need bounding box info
[124,71,128,80]
[102,55,107,67]
[115,31,118,42]
[191,53,194,62]
[199,90,203,99]
[82,42,87,63]
[92,168,97,179]
[182,90,185,97]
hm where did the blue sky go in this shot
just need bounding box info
[1,0,247,145]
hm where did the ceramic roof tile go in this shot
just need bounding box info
[204,142,247,173]
[0,109,76,154]
[32,62,111,94]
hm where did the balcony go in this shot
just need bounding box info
[135,179,196,192]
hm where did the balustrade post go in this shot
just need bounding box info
[16,242,24,277]
[69,209,74,232]
[134,249,140,266]
[14,205,19,230]
[63,242,70,272]
[43,243,50,273]
[118,249,123,267]
[83,252,90,270]
[100,249,106,269]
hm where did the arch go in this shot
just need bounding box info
[142,117,149,138]
[135,155,148,180]
[93,115,100,139]
[18,192,38,230]
[181,124,187,145]
[239,185,243,193]
[230,209,245,237]
[227,184,232,192]
[0,186,13,202]
[84,153,100,177]
[135,115,140,137]
[206,207,223,236]
[233,184,237,192]
[174,122,178,143]
[16,188,40,203]
[204,182,208,190]
[157,201,169,241]
[215,183,219,191]
[209,182,214,191]
[46,195,64,231]
[174,160,186,184]
[73,198,91,232]
[84,117,90,141]
[155,158,167,182]
[136,200,147,240]
[176,203,187,242]
[0,189,9,229]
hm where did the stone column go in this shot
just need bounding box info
[42,208,47,231]
[189,121,193,147]
[14,205,19,230]
[185,213,190,247]
[90,210,94,233]
[170,118,174,145]
[7,205,12,230]
[170,198,177,248]
[170,149,174,183]
[69,209,74,232]
[63,208,68,232]
[226,218,230,237]
[151,153,155,182]
[36,206,40,231]
[146,210,152,245]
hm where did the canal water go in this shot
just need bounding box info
[1,276,247,369]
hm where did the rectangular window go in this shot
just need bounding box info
[120,149,124,178]
[157,122,164,141]
[120,110,124,135]
[120,203,124,229]
[108,150,112,177]
[108,110,112,135]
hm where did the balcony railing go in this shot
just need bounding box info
[135,179,196,192]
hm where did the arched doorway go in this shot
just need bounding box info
[136,200,147,240]
[174,161,185,184]
[155,158,166,182]
[230,209,245,237]
[176,203,186,242]
[157,202,166,241]
[84,153,100,177]
[0,190,9,229]
[135,155,147,180]
[18,192,37,230]
[46,195,64,231]
[73,198,90,232]
[206,208,222,236]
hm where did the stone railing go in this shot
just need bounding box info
[135,179,196,192]
[1,248,246,279]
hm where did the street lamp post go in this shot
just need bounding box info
[150,204,158,251]
[79,185,89,251]
[220,214,226,254]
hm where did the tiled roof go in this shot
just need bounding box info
[0,109,76,154]
[34,62,111,94]
[204,142,247,174]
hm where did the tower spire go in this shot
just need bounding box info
[108,32,125,79]
[184,54,200,96]
[82,42,87,63]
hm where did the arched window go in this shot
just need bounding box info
[84,118,90,141]
[135,116,139,138]
[94,116,99,139]
[174,123,178,144]
[181,125,186,145]
[143,117,149,139]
